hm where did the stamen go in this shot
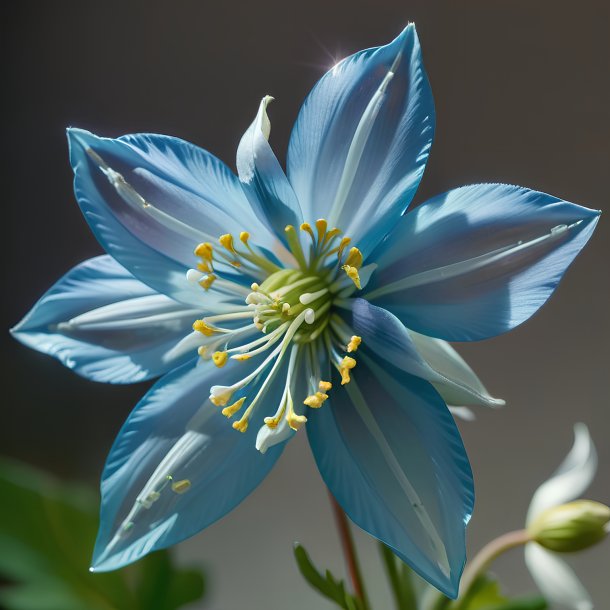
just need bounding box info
[343,247,363,269]
[199,274,217,290]
[193,319,220,336]
[300,222,315,241]
[240,231,250,244]
[212,351,228,368]
[232,418,249,433]
[171,479,192,494]
[338,237,351,259]
[286,399,307,431]
[315,219,328,242]
[319,380,332,391]
[219,233,237,254]
[347,335,362,353]
[339,356,357,385]
[195,242,214,262]
[284,225,308,270]
[342,265,361,289]
[303,392,328,408]
[299,288,329,305]
[222,397,246,418]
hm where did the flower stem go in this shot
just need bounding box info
[458,529,531,599]
[327,490,371,610]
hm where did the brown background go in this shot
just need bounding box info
[2,1,609,608]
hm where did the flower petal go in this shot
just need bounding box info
[527,423,597,523]
[307,355,473,598]
[67,128,264,309]
[287,24,434,256]
[350,299,503,408]
[92,357,287,571]
[525,543,592,610]
[365,184,600,341]
[236,96,303,245]
[11,255,201,383]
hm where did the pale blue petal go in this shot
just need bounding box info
[350,299,504,408]
[92,357,287,571]
[67,128,267,310]
[236,97,303,245]
[307,355,473,598]
[287,24,434,255]
[365,184,600,341]
[11,256,201,384]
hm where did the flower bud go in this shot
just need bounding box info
[528,500,610,553]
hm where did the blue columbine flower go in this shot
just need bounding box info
[11,24,599,597]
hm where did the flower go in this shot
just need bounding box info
[11,24,599,597]
[525,424,606,610]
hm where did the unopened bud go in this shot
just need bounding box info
[528,500,610,552]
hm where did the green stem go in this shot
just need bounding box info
[457,529,531,602]
[378,542,417,610]
[328,490,371,610]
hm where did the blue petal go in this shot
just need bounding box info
[350,299,504,408]
[287,24,434,255]
[236,97,303,246]
[67,128,269,310]
[307,356,473,597]
[365,184,600,341]
[92,357,287,571]
[12,256,201,383]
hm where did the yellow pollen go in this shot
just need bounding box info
[222,397,246,418]
[319,380,332,392]
[315,218,328,240]
[194,242,213,261]
[324,228,342,244]
[233,353,251,361]
[303,392,328,408]
[280,404,303,432]
[347,336,362,353]
[342,265,362,289]
[230,261,242,268]
[193,319,218,336]
[338,236,351,255]
[340,356,357,385]
[197,261,212,273]
[199,274,217,290]
[232,418,249,433]
[344,247,363,269]
[171,479,191,494]
[219,233,236,253]
[300,222,315,240]
[212,351,228,367]
[240,231,250,244]
[264,415,281,429]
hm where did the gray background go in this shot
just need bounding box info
[3,0,609,608]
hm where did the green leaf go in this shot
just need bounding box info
[378,542,417,610]
[0,458,205,610]
[293,543,363,610]
[455,575,547,610]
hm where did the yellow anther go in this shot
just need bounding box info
[319,380,332,392]
[195,242,213,261]
[324,228,342,244]
[219,233,236,254]
[240,231,250,244]
[338,236,351,258]
[339,356,357,385]
[232,418,249,433]
[300,222,315,240]
[303,392,328,408]
[171,479,192,494]
[315,218,328,240]
[344,247,363,269]
[199,274,217,290]
[212,351,228,368]
[264,415,281,429]
[230,260,242,268]
[193,319,218,336]
[222,397,246,418]
[197,261,212,273]
[347,336,362,353]
[342,265,362,289]
[233,353,251,361]
[287,411,308,431]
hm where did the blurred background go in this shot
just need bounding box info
[2,0,609,608]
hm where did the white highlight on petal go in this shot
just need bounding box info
[327,49,403,228]
[448,406,476,421]
[236,95,273,183]
[527,423,597,524]
[525,543,593,610]
[366,222,580,300]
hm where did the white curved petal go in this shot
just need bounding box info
[525,543,592,610]
[527,423,597,523]
[408,331,505,408]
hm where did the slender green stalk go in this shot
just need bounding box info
[328,490,371,610]
[378,542,417,610]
